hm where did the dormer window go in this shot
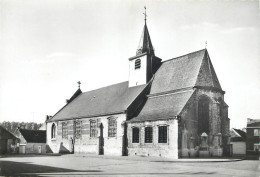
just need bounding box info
[135,59,141,69]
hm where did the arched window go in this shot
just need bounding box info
[62,122,68,139]
[90,120,97,137]
[135,59,141,69]
[51,123,56,139]
[198,96,210,135]
[145,127,153,143]
[158,126,167,143]
[108,117,117,137]
[132,127,139,143]
[75,120,82,139]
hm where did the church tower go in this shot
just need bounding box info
[128,11,161,87]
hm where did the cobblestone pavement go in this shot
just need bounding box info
[0,154,259,176]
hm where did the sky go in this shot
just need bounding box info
[0,0,259,129]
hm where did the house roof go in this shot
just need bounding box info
[230,128,246,142]
[150,49,222,94]
[0,125,17,140]
[129,89,195,122]
[19,129,46,143]
[247,119,260,127]
[49,81,147,121]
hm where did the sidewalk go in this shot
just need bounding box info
[64,153,243,163]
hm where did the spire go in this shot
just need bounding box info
[136,7,154,56]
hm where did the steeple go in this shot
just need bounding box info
[136,7,154,56]
[128,7,161,87]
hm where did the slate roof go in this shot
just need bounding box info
[49,81,147,121]
[19,129,46,143]
[129,90,195,122]
[136,23,154,55]
[150,49,222,94]
[130,49,223,122]
[0,125,17,140]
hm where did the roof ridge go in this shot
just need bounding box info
[19,128,46,132]
[162,49,206,63]
[82,81,128,94]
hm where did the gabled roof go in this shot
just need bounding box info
[19,129,46,143]
[0,125,17,140]
[67,88,82,104]
[136,23,154,55]
[49,81,147,121]
[130,49,223,122]
[150,49,222,94]
[129,89,195,122]
[230,128,246,142]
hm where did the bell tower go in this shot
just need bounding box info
[128,7,161,87]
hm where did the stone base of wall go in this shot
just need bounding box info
[212,147,223,157]
[128,147,177,159]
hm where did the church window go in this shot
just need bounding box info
[145,127,153,143]
[158,126,167,143]
[62,122,68,139]
[51,123,56,139]
[108,117,117,137]
[198,96,210,135]
[135,59,141,69]
[132,127,139,143]
[90,120,97,137]
[254,129,260,136]
[75,120,82,139]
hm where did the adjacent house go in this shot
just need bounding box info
[17,128,46,154]
[0,125,18,154]
[230,128,246,156]
[246,118,260,152]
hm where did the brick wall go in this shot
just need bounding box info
[127,119,178,159]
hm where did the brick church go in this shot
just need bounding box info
[46,17,230,159]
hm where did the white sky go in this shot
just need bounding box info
[0,0,259,129]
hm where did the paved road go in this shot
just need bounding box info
[0,154,259,176]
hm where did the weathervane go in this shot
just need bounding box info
[77,81,81,88]
[143,6,147,22]
[205,41,207,49]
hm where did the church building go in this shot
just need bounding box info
[46,16,230,159]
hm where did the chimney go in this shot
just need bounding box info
[247,118,253,123]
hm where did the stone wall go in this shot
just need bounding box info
[47,113,127,156]
[179,88,229,157]
[127,119,178,159]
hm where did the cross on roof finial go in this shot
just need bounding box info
[77,81,81,88]
[205,41,207,49]
[143,6,147,22]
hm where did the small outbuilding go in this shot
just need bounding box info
[17,128,46,154]
[230,128,246,156]
[0,125,18,154]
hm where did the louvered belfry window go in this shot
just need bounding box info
[62,122,68,139]
[90,120,97,137]
[132,127,139,143]
[108,117,117,137]
[145,127,153,143]
[158,126,167,143]
[135,59,141,69]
